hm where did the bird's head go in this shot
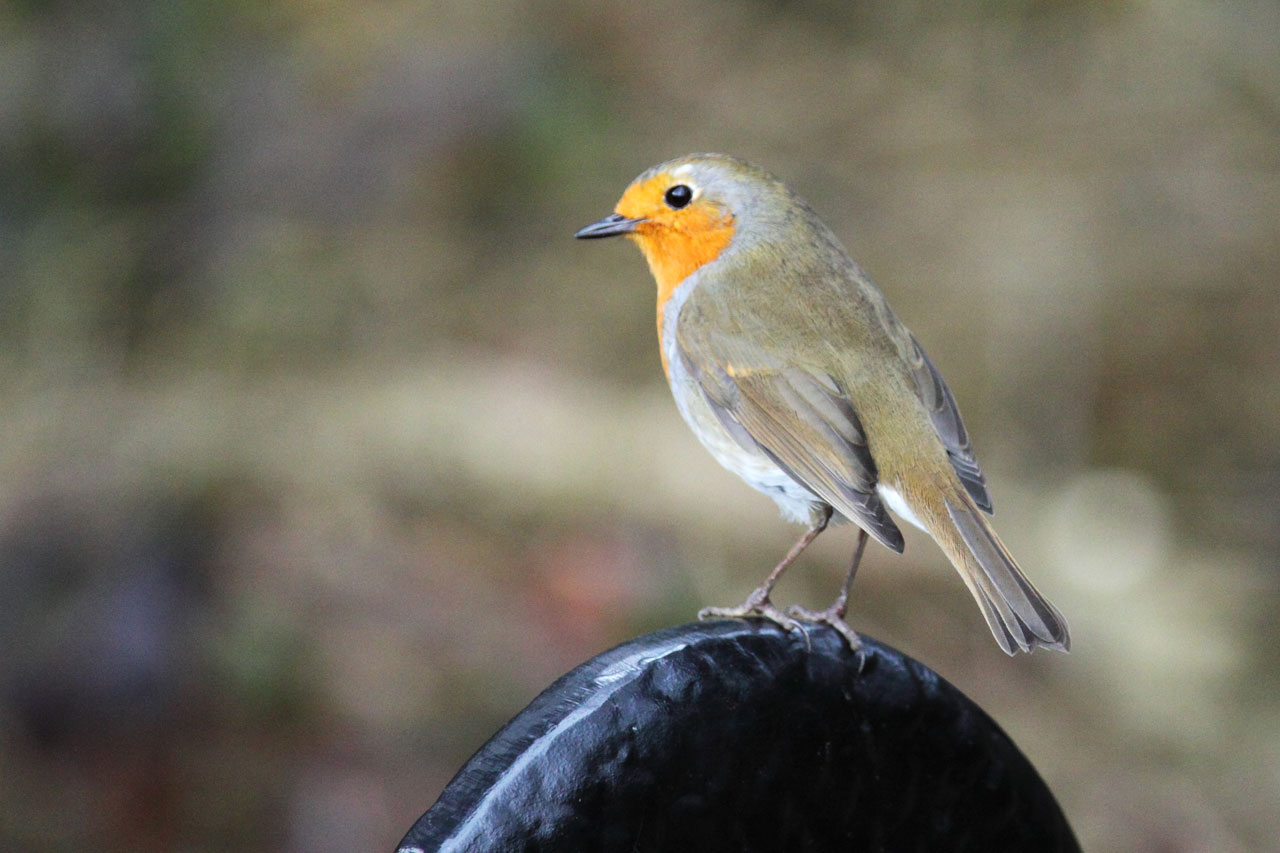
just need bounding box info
[578,154,788,306]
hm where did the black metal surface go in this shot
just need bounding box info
[398,620,1078,852]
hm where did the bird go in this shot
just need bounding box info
[575,154,1069,655]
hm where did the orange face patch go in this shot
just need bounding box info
[614,173,736,350]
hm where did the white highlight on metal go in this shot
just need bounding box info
[437,643,694,850]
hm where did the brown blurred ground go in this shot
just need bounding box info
[1,1,1277,850]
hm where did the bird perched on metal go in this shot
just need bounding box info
[576,154,1069,655]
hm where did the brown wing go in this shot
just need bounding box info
[899,333,992,512]
[676,338,904,553]
[835,258,993,514]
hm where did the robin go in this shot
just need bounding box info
[575,154,1069,655]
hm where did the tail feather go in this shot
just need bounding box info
[940,493,1070,655]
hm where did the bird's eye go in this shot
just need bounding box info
[664,184,693,209]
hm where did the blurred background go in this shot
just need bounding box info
[1,0,1277,849]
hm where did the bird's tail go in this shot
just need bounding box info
[934,488,1070,655]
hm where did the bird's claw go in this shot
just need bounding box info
[786,603,864,654]
[699,594,800,634]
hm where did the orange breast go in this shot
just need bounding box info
[628,213,735,376]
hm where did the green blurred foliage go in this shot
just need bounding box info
[1,0,1278,849]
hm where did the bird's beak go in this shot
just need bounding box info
[574,213,646,239]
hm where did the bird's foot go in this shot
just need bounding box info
[786,603,864,655]
[698,587,799,633]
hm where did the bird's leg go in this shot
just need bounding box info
[698,505,833,632]
[788,528,868,651]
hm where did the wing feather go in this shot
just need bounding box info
[677,341,904,553]
[903,333,993,513]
